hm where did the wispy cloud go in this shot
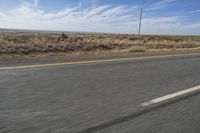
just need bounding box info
[83,5,111,19]
[0,1,199,35]
[0,2,138,33]
[190,10,200,14]
[147,0,177,11]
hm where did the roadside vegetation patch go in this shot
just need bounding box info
[0,32,200,56]
[127,46,147,52]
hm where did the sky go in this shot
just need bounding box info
[0,0,200,35]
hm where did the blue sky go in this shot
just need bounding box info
[0,0,200,35]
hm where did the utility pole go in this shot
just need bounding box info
[138,8,143,36]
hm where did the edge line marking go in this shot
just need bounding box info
[142,85,200,107]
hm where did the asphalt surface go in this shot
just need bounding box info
[1,52,200,133]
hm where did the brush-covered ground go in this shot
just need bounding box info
[0,32,200,60]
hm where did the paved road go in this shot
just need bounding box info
[1,52,200,133]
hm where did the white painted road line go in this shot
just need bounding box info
[142,85,200,107]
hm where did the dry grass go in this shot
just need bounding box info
[126,46,147,52]
[0,32,200,56]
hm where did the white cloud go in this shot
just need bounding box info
[0,1,199,35]
[0,12,6,18]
